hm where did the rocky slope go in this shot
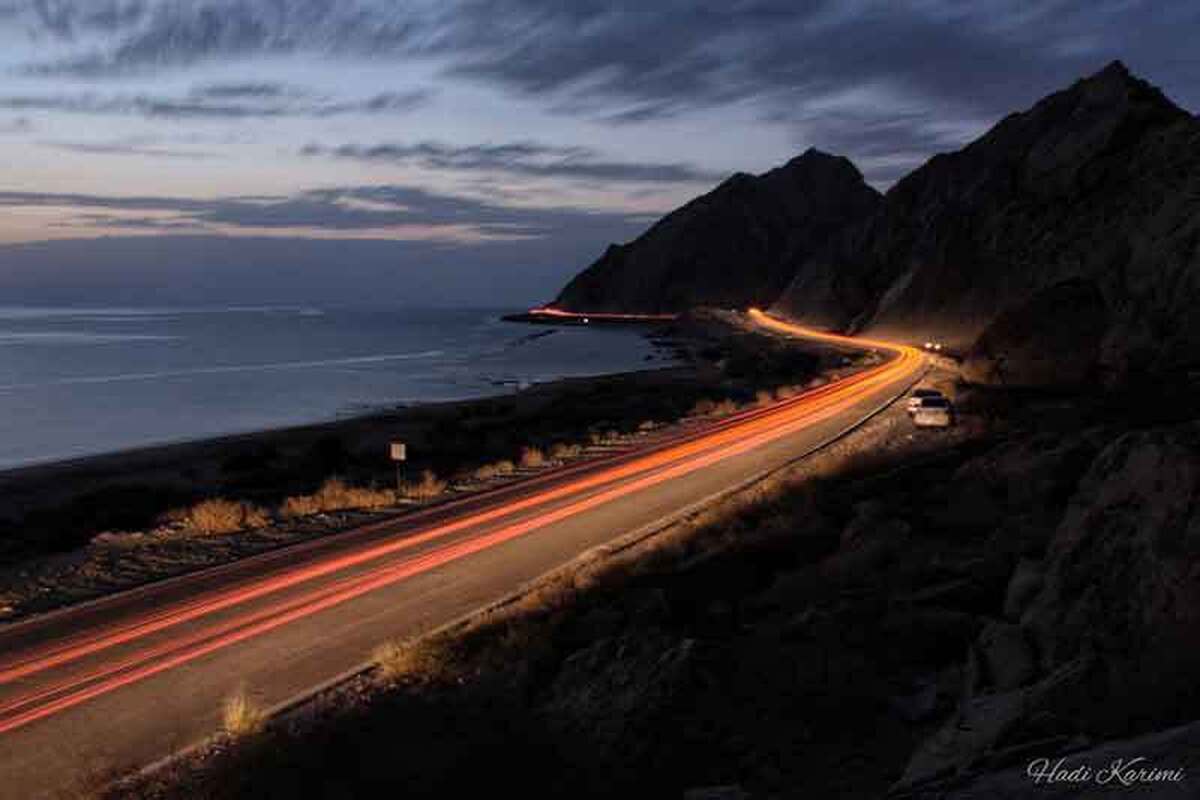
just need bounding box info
[774,61,1200,386]
[552,149,880,312]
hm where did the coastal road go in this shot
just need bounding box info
[0,310,923,799]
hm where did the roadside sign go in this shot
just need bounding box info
[389,442,407,462]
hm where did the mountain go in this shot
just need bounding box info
[552,149,881,313]
[773,61,1200,386]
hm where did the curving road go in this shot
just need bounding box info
[0,311,923,799]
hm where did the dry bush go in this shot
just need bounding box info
[473,459,516,482]
[185,499,270,535]
[549,442,582,460]
[755,389,775,406]
[589,430,621,446]
[279,493,323,519]
[373,636,458,683]
[519,446,547,469]
[775,385,799,400]
[713,399,740,416]
[401,470,446,501]
[279,478,397,519]
[472,463,500,481]
[689,398,718,416]
[221,687,266,737]
[637,420,657,432]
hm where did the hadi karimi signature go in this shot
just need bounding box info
[1027,756,1185,788]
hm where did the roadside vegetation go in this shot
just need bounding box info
[221,688,267,739]
[110,376,1200,799]
[0,316,853,624]
[180,499,270,535]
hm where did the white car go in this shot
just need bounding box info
[912,396,954,428]
[907,388,943,415]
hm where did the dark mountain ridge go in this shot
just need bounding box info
[552,149,881,312]
[552,61,1200,387]
[773,60,1200,386]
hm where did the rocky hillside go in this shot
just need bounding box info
[774,61,1200,387]
[552,149,880,312]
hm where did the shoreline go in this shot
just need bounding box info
[0,312,681,475]
[0,360,711,620]
[0,360,685,481]
[0,311,860,620]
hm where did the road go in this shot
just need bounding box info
[0,311,923,798]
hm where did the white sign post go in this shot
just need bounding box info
[389,442,407,493]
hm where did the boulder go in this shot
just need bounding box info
[1003,559,1045,621]
[973,622,1037,692]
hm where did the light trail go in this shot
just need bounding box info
[0,336,895,685]
[0,310,922,735]
[525,306,678,322]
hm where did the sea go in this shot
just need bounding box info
[0,306,671,470]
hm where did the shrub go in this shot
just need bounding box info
[775,385,799,400]
[185,499,270,535]
[279,478,397,519]
[519,447,547,469]
[473,463,500,481]
[221,687,266,737]
[279,494,323,519]
[589,430,621,446]
[689,398,717,416]
[713,399,740,416]
[373,637,457,683]
[472,459,516,482]
[401,470,446,501]
[549,442,582,460]
[755,389,775,406]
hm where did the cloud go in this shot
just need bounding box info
[0,87,432,119]
[4,2,1198,188]
[15,1,429,75]
[301,140,721,184]
[0,116,33,133]
[0,183,650,241]
[189,81,300,99]
[41,139,219,160]
[10,1,1197,185]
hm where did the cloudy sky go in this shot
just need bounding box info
[0,0,1197,306]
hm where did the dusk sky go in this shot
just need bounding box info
[0,1,1197,307]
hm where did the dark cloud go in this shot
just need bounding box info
[41,139,219,160]
[0,184,649,238]
[301,140,721,184]
[7,2,1199,183]
[0,87,431,119]
[0,116,33,133]
[17,1,424,75]
[189,82,298,99]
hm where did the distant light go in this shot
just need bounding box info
[924,341,933,349]
[582,317,590,324]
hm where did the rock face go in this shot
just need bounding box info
[900,423,1200,790]
[773,61,1200,386]
[552,149,881,313]
[1025,424,1200,693]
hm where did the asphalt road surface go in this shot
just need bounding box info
[0,311,923,799]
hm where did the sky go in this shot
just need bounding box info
[0,0,1197,307]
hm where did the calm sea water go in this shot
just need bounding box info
[0,306,670,469]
